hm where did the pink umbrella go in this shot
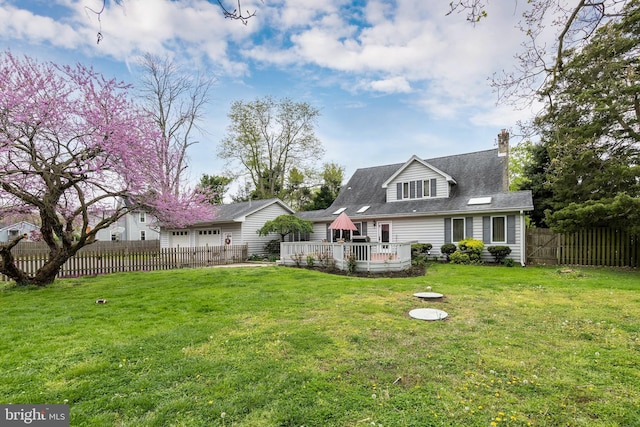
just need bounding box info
[329,212,358,231]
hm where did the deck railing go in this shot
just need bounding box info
[280,242,412,272]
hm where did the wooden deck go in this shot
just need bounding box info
[280,242,412,272]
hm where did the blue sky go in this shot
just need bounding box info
[0,0,537,197]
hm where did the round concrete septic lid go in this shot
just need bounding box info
[413,292,444,299]
[409,308,448,321]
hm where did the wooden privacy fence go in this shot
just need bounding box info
[527,228,639,267]
[1,243,248,282]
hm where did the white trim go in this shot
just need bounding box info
[452,217,465,243]
[491,215,507,243]
[377,222,392,243]
[381,155,457,188]
[520,211,526,266]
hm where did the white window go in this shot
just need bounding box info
[452,218,465,242]
[140,230,146,241]
[398,179,436,199]
[139,212,146,223]
[492,216,506,243]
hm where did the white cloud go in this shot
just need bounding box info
[0,2,84,49]
[365,76,412,94]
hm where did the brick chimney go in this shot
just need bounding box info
[498,129,509,157]
[497,129,509,191]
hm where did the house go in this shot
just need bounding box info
[160,198,295,255]
[0,221,39,243]
[94,198,160,242]
[295,131,534,265]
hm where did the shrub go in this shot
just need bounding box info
[412,254,429,269]
[458,238,484,262]
[503,257,515,267]
[264,239,281,255]
[411,243,433,257]
[290,253,304,267]
[450,251,470,264]
[440,243,457,261]
[306,255,315,267]
[487,246,512,264]
[346,253,357,274]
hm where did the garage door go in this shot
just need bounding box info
[196,229,221,246]
[170,230,191,247]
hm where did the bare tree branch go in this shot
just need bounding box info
[85,0,259,43]
[217,0,262,25]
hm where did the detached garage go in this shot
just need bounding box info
[160,198,294,256]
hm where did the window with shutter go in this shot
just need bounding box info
[492,216,506,243]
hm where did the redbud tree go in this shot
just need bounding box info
[0,51,213,286]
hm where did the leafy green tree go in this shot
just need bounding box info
[257,215,314,242]
[304,162,344,211]
[218,96,324,201]
[511,141,554,228]
[198,174,233,204]
[284,168,313,211]
[534,1,640,232]
[546,193,640,234]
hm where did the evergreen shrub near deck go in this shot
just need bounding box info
[1,264,639,426]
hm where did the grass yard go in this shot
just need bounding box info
[1,264,639,426]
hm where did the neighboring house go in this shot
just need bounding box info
[94,198,160,242]
[296,131,534,265]
[0,221,39,243]
[160,198,295,255]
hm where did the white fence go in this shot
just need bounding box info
[280,242,412,272]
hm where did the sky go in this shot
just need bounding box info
[0,0,538,199]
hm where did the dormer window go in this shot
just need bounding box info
[397,179,436,200]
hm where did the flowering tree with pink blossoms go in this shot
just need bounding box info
[0,51,213,286]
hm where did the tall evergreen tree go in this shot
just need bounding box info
[534,1,640,232]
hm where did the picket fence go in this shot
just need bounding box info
[1,242,249,282]
[526,228,639,267]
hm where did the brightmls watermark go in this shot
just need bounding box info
[1,405,69,426]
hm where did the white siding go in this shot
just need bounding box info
[221,224,242,247]
[337,213,526,264]
[303,212,526,263]
[309,223,329,241]
[124,212,160,241]
[387,161,449,201]
[243,203,292,255]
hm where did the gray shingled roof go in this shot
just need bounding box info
[206,198,293,223]
[297,149,533,222]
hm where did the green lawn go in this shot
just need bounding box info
[1,264,639,426]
